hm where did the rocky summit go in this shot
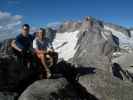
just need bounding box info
[0,17,133,100]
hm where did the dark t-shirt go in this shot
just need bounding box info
[15,34,34,50]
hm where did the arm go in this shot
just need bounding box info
[11,40,22,52]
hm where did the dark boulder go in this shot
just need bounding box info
[0,54,39,93]
[0,38,40,94]
[0,92,18,100]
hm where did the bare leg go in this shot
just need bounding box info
[40,54,51,78]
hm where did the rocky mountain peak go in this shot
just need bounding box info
[57,21,81,33]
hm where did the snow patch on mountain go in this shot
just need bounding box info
[53,31,79,60]
[104,25,133,52]
[130,30,133,36]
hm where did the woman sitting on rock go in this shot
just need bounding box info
[33,28,54,79]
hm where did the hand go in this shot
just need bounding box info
[46,54,51,59]
[11,40,22,52]
[18,48,22,52]
[47,48,53,52]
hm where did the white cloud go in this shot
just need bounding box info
[0,26,3,29]
[7,0,20,5]
[0,11,22,41]
[7,20,22,29]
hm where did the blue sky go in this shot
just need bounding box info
[0,0,133,27]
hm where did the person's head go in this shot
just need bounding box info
[37,28,46,39]
[21,24,30,37]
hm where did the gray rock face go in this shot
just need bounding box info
[66,17,133,100]
[80,17,103,31]
[72,27,117,71]
[57,17,103,33]
[45,28,56,43]
[18,78,81,100]
[80,17,93,31]
[58,21,82,33]
[78,68,133,100]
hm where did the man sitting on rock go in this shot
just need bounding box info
[11,24,34,66]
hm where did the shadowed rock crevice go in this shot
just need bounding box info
[112,63,133,82]
[0,54,40,93]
